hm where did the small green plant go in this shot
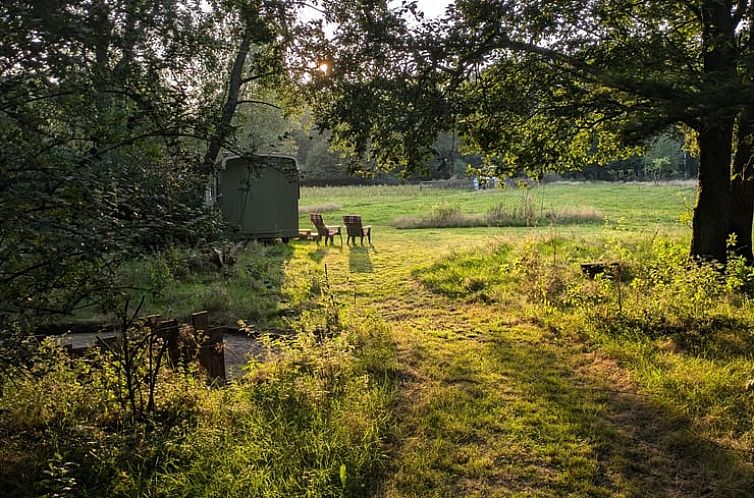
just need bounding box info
[38,454,78,498]
[319,265,341,336]
[200,285,231,313]
[148,257,174,298]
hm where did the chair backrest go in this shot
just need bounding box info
[343,215,363,237]
[309,213,328,235]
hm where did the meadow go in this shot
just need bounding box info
[298,181,696,230]
[122,181,696,323]
[4,181,754,497]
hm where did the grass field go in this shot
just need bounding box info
[291,181,754,496]
[14,181,754,497]
[298,181,696,230]
[126,182,695,323]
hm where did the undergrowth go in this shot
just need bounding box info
[114,241,321,325]
[0,306,397,497]
[416,235,754,453]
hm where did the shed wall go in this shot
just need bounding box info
[217,156,299,238]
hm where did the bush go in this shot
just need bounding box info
[200,285,232,313]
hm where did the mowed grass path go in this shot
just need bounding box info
[288,183,753,497]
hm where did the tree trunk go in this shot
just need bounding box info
[202,26,253,173]
[728,18,754,263]
[91,0,112,144]
[692,124,734,261]
[729,110,754,262]
[691,1,737,262]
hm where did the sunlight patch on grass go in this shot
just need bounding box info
[415,235,754,460]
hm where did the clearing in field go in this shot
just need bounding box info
[288,183,754,496]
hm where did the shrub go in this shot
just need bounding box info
[200,285,231,313]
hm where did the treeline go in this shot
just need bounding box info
[570,133,698,182]
[292,124,696,185]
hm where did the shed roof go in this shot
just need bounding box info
[219,154,298,181]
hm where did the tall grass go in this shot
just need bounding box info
[415,236,754,453]
[0,309,397,497]
[299,202,341,214]
[114,241,313,325]
[394,201,603,229]
[158,309,397,497]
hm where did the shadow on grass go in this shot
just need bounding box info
[138,240,299,327]
[379,326,754,497]
[484,336,754,496]
[348,247,373,273]
[670,322,754,360]
[50,240,299,331]
[309,245,329,263]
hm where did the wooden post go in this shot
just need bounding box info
[200,328,226,383]
[192,311,225,383]
[157,320,180,366]
[191,311,208,333]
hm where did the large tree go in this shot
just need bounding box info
[0,0,311,322]
[308,0,754,262]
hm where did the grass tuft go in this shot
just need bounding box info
[299,202,341,214]
[394,202,603,229]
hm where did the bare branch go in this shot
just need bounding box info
[678,0,703,22]
[236,99,282,109]
[287,1,326,15]
[87,130,208,160]
[240,71,280,85]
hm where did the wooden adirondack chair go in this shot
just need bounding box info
[309,213,342,245]
[343,215,372,245]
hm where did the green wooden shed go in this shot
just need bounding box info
[210,154,299,240]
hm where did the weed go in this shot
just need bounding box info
[199,284,231,313]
